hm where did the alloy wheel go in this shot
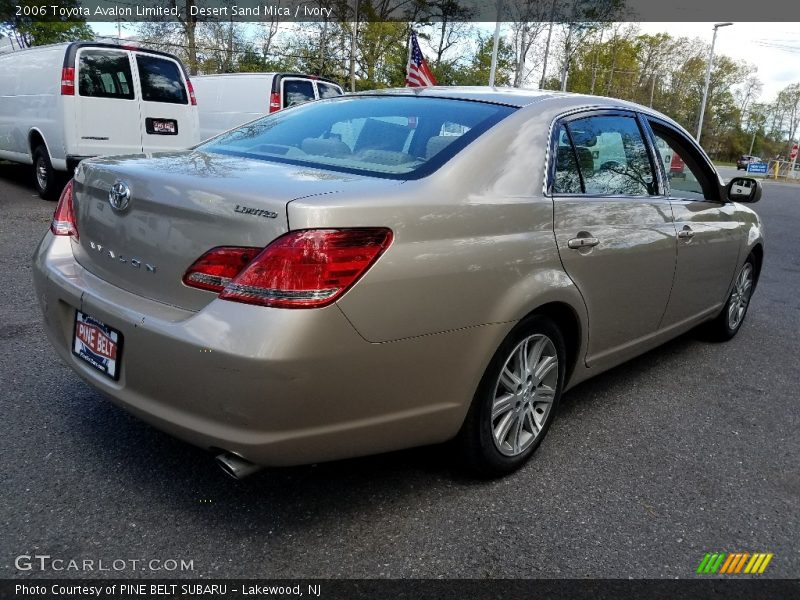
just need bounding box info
[491,334,558,457]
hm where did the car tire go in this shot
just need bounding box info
[457,314,566,477]
[32,145,60,200]
[707,255,756,341]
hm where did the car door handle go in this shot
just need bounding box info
[567,237,600,249]
[677,227,695,239]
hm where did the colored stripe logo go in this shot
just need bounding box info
[697,552,773,574]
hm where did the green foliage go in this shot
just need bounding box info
[1,0,93,47]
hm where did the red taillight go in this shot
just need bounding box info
[184,228,393,308]
[60,67,75,95]
[183,247,262,292]
[51,179,78,238]
[186,77,197,106]
[269,91,281,113]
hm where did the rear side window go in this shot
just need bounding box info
[136,55,187,104]
[78,50,134,100]
[318,82,342,99]
[283,79,315,107]
[553,125,582,194]
[553,114,655,196]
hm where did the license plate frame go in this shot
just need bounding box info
[145,118,178,135]
[72,310,123,381]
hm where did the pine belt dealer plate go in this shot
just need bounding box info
[72,311,123,380]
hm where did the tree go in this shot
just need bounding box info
[1,0,93,47]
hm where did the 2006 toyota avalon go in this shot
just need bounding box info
[33,87,764,478]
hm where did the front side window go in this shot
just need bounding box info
[651,126,715,201]
[136,55,187,104]
[78,50,134,100]
[200,96,515,179]
[283,79,315,107]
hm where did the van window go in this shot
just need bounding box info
[283,79,315,107]
[136,55,188,104]
[318,82,342,99]
[78,50,134,100]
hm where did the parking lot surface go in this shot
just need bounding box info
[1,162,798,578]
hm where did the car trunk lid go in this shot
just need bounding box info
[70,151,377,311]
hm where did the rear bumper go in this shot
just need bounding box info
[33,233,505,467]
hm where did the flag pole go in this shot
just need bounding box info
[406,29,413,85]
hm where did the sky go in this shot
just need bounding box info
[637,22,800,100]
[92,20,800,102]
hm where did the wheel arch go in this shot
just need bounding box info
[519,300,584,389]
[28,128,51,159]
[750,243,764,288]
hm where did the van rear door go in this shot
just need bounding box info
[133,51,199,152]
[73,47,143,157]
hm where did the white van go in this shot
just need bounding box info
[0,41,200,198]
[192,73,343,140]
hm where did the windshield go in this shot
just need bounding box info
[199,96,516,179]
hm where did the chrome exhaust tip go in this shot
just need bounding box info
[215,452,262,480]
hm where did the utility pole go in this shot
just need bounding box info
[349,0,359,92]
[649,74,656,107]
[539,0,557,89]
[488,0,503,87]
[590,28,603,95]
[696,22,733,143]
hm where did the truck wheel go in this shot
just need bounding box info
[33,145,60,200]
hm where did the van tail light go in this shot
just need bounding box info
[182,247,261,292]
[183,228,393,308]
[51,179,78,238]
[186,78,197,106]
[269,91,281,113]
[60,67,75,95]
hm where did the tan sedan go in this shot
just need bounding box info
[33,88,764,478]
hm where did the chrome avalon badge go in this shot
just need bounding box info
[108,180,131,211]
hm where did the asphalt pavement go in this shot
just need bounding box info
[1,162,798,579]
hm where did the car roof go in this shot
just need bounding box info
[348,86,710,160]
[352,86,678,121]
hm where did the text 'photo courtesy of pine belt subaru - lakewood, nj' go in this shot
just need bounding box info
[33,87,764,479]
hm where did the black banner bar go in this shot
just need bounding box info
[3,0,800,23]
[2,579,800,600]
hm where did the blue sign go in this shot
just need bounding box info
[747,162,768,174]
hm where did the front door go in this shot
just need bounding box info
[647,122,742,326]
[551,112,677,368]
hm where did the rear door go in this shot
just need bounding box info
[133,51,199,151]
[645,119,741,326]
[550,110,677,369]
[74,47,142,156]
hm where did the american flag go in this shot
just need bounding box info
[405,31,437,87]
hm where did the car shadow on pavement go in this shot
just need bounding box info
[0,161,35,189]
[49,322,711,541]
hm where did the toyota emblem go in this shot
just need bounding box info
[108,180,131,211]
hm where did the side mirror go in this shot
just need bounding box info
[726,177,762,203]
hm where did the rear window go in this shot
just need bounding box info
[136,54,188,104]
[283,79,315,107]
[78,50,134,100]
[200,96,515,179]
